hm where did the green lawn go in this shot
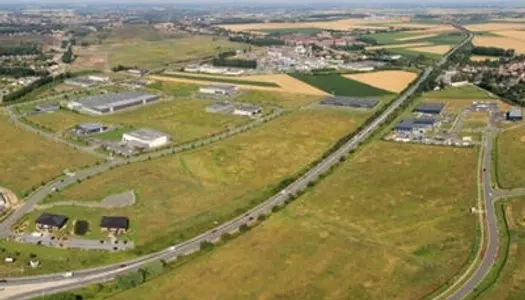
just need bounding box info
[108,142,479,300]
[424,85,497,100]
[290,73,392,97]
[158,73,280,87]
[24,109,370,253]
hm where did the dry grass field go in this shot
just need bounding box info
[465,23,525,32]
[151,73,328,96]
[396,25,458,41]
[366,42,431,50]
[26,99,248,143]
[237,90,323,108]
[343,70,418,93]
[0,112,97,196]
[473,36,525,54]
[497,124,525,188]
[218,18,409,32]
[37,109,370,248]
[406,44,452,55]
[110,142,478,300]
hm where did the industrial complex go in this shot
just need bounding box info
[66,91,159,115]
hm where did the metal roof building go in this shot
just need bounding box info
[507,107,523,121]
[199,85,238,96]
[394,118,437,132]
[206,102,234,113]
[321,96,379,110]
[67,91,159,115]
[413,103,445,115]
[75,122,106,134]
[122,128,169,149]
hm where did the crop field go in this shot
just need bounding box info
[25,99,248,144]
[474,36,525,54]
[406,44,452,55]
[479,198,525,300]
[0,113,98,196]
[151,73,328,96]
[465,23,525,32]
[342,70,418,93]
[259,28,324,35]
[496,124,525,188]
[110,142,478,300]
[366,27,459,44]
[32,109,370,250]
[366,42,431,50]
[290,73,392,97]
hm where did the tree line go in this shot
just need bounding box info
[0,43,40,56]
[2,73,72,104]
[228,36,285,46]
[472,46,515,57]
[0,67,49,78]
[212,51,257,69]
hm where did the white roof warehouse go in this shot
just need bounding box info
[122,129,169,149]
[67,91,159,115]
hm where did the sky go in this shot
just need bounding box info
[0,0,522,3]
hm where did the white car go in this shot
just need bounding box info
[168,246,177,251]
[62,272,73,278]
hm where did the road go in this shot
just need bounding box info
[0,30,473,299]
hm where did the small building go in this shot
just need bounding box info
[100,216,129,234]
[75,122,106,135]
[393,118,437,132]
[35,103,60,113]
[206,102,234,113]
[233,105,262,117]
[507,107,523,121]
[199,85,238,96]
[35,213,68,231]
[413,103,445,115]
[122,129,169,149]
[4,257,15,263]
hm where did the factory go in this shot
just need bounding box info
[394,118,438,132]
[413,103,445,115]
[34,103,60,113]
[64,75,110,88]
[75,123,107,135]
[199,85,238,96]
[507,106,523,121]
[321,96,379,109]
[67,91,159,115]
[233,104,263,117]
[122,129,170,149]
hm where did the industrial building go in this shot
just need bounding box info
[413,103,445,115]
[206,102,235,113]
[100,216,129,234]
[394,118,438,132]
[321,96,379,109]
[75,123,107,135]
[122,128,169,149]
[199,85,238,96]
[64,75,110,88]
[507,107,523,121]
[233,104,263,117]
[34,103,60,113]
[67,91,159,115]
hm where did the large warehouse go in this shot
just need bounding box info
[67,91,159,115]
[199,85,238,96]
[122,129,169,149]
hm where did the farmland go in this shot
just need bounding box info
[342,70,418,93]
[237,90,323,108]
[0,112,98,196]
[290,73,392,97]
[496,124,525,188]
[406,44,452,55]
[25,98,249,144]
[473,36,525,54]
[31,108,370,250]
[109,142,478,300]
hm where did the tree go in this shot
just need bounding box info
[116,270,145,290]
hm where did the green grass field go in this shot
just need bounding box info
[0,112,98,196]
[159,73,280,87]
[26,109,369,251]
[237,90,323,108]
[25,99,249,144]
[424,85,497,100]
[365,31,465,46]
[108,142,478,300]
[290,73,392,97]
[479,198,525,300]
[496,125,525,188]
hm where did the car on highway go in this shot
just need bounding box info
[169,246,177,251]
[62,272,73,278]
[0,279,7,283]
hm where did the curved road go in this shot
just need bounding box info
[0,31,475,299]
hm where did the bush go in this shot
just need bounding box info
[142,260,165,279]
[116,270,145,290]
[200,240,215,251]
[239,223,249,232]
[257,214,266,221]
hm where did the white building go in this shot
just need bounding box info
[233,105,262,117]
[122,129,169,149]
[199,85,238,96]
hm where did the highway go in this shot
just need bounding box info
[0,30,474,299]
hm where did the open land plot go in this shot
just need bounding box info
[258,27,325,35]
[496,124,525,188]
[237,90,323,108]
[33,108,370,250]
[474,36,525,54]
[424,85,497,100]
[110,142,478,300]
[290,73,392,97]
[342,70,418,93]
[479,198,525,300]
[463,112,490,130]
[465,23,525,32]
[25,99,249,144]
[0,112,98,196]
[491,30,525,41]
[406,44,452,55]
[151,73,328,96]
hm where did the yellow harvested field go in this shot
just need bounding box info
[150,73,328,96]
[396,26,458,41]
[343,70,418,93]
[220,18,408,32]
[474,36,525,54]
[407,44,452,55]
[493,30,525,41]
[465,23,525,32]
[470,55,499,62]
[366,42,431,50]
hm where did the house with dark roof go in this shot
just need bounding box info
[100,216,129,234]
[35,213,68,231]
